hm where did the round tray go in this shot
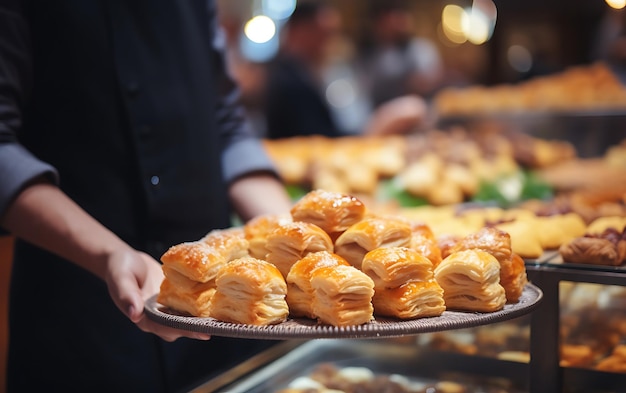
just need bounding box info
[144,283,542,340]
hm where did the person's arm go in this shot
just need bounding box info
[0,3,207,342]
[210,12,293,219]
[0,180,209,342]
[363,94,429,136]
[228,171,293,222]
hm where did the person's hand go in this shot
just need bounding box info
[364,94,430,136]
[104,248,211,342]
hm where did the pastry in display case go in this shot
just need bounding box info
[414,281,626,376]
[559,282,626,373]
[202,339,529,393]
[432,62,626,116]
[155,70,626,389]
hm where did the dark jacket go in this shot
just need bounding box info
[264,53,341,139]
[0,1,277,391]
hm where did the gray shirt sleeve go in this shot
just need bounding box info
[0,3,59,220]
[0,143,59,214]
[209,4,278,184]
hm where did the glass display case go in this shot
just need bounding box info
[187,262,626,393]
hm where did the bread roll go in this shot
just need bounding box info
[290,189,366,240]
[310,265,375,327]
[372,281,446,319]
[559,235,626,266]
[265,221,334,277]
[244,213,292,259]
[434,249,506,312]
[286,251,350,318]
[495,219,543,259]
[209,257,289,325]
[361,247,433,289]
[334,215,412,269]
[156,278,215,317]
[586,216,626,235]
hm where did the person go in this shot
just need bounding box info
[592,6,626,85]
[0,1,292,392]
[263,1,344,139]
[261,1,429,140]
[356,0,445,107]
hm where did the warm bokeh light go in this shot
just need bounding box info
[507,44,533,73]
[466,0,497,45]
[442,4,468,44]
[606,0,626,9]
[262,0,297,20]
[463,7,491,45]
[441,1,497,45]
[325,78,356,108]
[244,15,276,44]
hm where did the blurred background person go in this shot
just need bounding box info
[592,6,626,84]
[356,0,446,107]
[259,0,429,139]
[262,0,344,139]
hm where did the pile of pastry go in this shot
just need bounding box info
[433,62,626,116]
[157,189,528,327]
[559,216,626,266]
[400,204,589,260]
[263,135,407,196]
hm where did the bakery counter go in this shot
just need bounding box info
[198,338,529,393]
[526,264,626,393]
[436,110,626,159]
[190,262,626,393]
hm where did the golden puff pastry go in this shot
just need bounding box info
[596,345,626,373]
[500,253,528,302]
[286,251,350,318]
[265,221,334,277]
[156,278,215,317]
[361,247,434,289]
[243,213,292,259]
[199,227,248,254]
[310,265,375,327]
[334,215,412,269]
[452,226,527,303]
[161,264,213,292]
[209,257,289,325]
[160,236,247,284]
[437,234,460,259]
[290,189,366,240]
[372,280,446,319]
[411,234,443,268]
[434,249,506,312]
[410,222,436,241]
[451,227,512,265]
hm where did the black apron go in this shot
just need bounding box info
[8,1,274,391]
